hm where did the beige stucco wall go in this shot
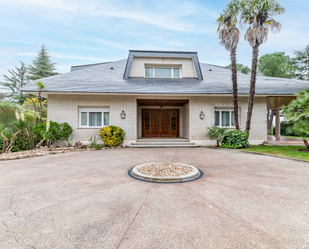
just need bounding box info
[47,94,267,145]
[129,57,197,78]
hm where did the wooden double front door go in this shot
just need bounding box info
[142,109,179,138]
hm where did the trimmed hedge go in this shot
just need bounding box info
[100,125,125,147]
[221,130,249,149]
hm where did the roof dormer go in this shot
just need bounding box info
[123,50,203,80]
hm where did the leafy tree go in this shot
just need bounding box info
[1,61,28,104]
[206,125,227,147]
[283,88,309,150]
[240,0,285,138]
[27,45,58,80]
[292,45,309,81]
[227,63,251,74]
[217,0,242,130]
[258,52,295,78]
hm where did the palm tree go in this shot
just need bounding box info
[36,81,46,122]
[217,0,241,130]
[240,0,285,137]
[36,130,52,149]
[6,119,28,152]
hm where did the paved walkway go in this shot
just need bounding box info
[1,148,309,248]
[268,136,304,145]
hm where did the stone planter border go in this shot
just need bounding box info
[128,162,204,184]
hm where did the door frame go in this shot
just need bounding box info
[142,109,180,138]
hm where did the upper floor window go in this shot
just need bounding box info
[145,67,181,78]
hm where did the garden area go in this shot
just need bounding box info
[206,87,309,162]
[241,145,309,161]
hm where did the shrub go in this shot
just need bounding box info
[33,121,73,144]
[89,144,106,150]
[88,135,99,146]
[221,130,249,149]
[100,125,125,147]
[206,125,227,147]
[0,133,30,153]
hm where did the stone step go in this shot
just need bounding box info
[126,144,200,148]
[136,138,190,142]
[131,142,196,145]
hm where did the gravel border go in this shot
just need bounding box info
[127,167,204,184]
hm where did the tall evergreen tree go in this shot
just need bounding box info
[227,63,251,74]
[258,52,295,78]
[0,61,28,104]
[292,45,309,81]
[27,45,58,80]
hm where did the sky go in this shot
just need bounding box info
[1,0,309,77]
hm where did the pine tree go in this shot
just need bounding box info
[292,45,309,81]
[1,61,28,104]
[27,45,58,80]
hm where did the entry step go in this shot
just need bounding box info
[136,138,190,142]
[127,144,200,148]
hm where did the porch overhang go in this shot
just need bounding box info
[137,99,189,106]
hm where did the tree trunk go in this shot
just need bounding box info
[36,138,45,149]
[269,109,275,133]
[25,128,34,149]
[38,90,42,123]
[246,42,260,138]
[0,133,8,153]
[29,94,38,112]
[267,109,275,135]
[6,130,22,152]
[217,140,219,147]
[303,139,309,151]
[230,47,240,130]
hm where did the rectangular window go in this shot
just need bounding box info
[104,112,109,126]
[145,67,153,77]
[145,67,181,78]
[79,107,110,127]
[214,111,220,126]
[155,68,171,78]
[214,109,237,127]
[173,68,180,78]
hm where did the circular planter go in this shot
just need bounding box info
[128,162,203,183]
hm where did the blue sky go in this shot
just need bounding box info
[1,0,309,77]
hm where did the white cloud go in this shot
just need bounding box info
[3,0,216,33]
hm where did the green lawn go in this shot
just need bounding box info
[241,145,309,161]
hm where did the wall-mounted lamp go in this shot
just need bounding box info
[121,110,126,119]
[199,111,205,120]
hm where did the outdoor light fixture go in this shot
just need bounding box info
[121,110,126,119]
[199,111,205,120]
[160,106,163,110]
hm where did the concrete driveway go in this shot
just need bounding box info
[1,148,309,249]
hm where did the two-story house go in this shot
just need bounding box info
[23,50,307,147]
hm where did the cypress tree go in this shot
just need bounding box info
[1,61,28,104]
[27,45,58,80]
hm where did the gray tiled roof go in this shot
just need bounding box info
[22,59,309,95]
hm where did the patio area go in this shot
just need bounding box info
[1,148,309,248]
